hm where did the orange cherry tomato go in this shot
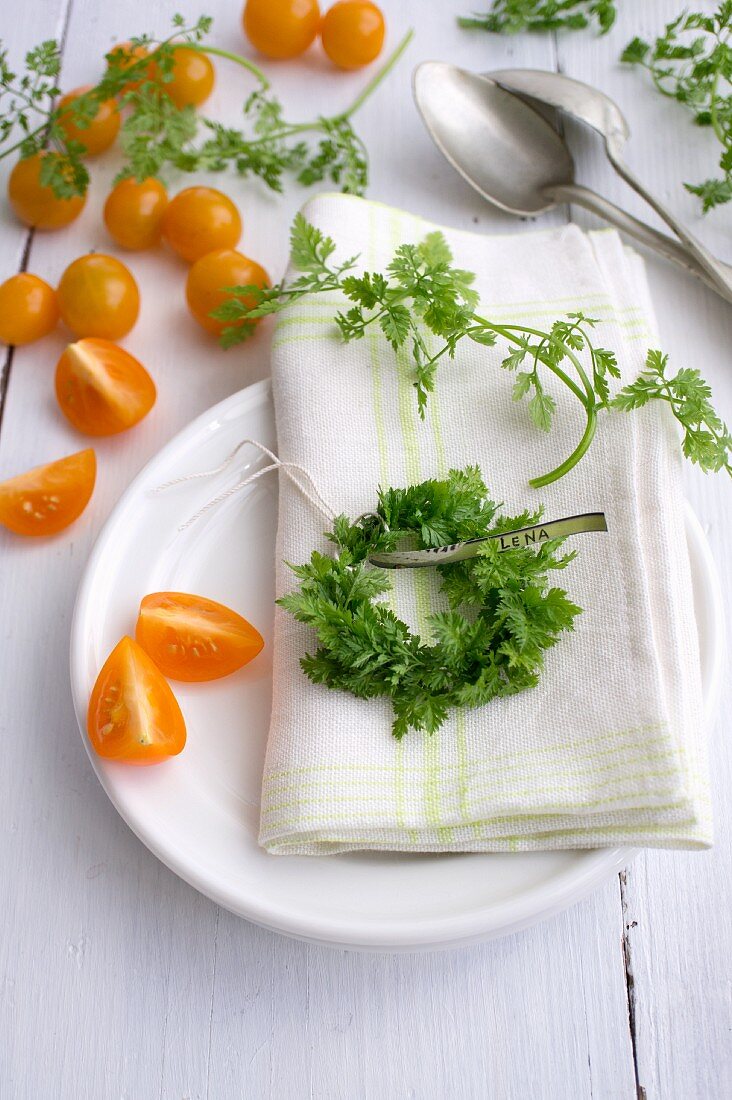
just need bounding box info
[55,338,156,436]
[57,254,140,340]
[107,41,152,94]
[320,0,385,69]
[87,636,186,765]
[136,592,264,682]
[57,85,120,156]
[7,152,86,230]
[0,274,58,346]
[103,177,169,251]
[243,0,321,59]
[185,249,269,337]
[161,187,242,263]
[153,46,215,108]
[0,448,95,537]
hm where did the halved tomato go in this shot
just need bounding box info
[55,338,156,436]
[0,448,96,536]
[87,636,186,765]
[135,592,264,682]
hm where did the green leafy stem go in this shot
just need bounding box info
[0,13,414,199]
[215,214,732,488]
[621,2,732,212]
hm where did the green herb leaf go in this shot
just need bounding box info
[281,467,581,738]
[458,0,616,35]
[224,216,732,487]
[613,349,732,475]
[622,3,732,212]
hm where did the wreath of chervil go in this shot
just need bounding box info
[279,466,582,739]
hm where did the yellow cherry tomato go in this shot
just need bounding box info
[186,248,269,337]
[0,274,58,346]
[8,153,86,230]
[57,85,120,156]
[104,177,169,251]
[162,187,242,263]
[320,0,385,69]
[243,0,321,60]
[57,254,140,340]
[107,41,152,94]
[55,338,156,436]
[154,46,215,108]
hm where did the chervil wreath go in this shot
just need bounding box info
[279,466,582,739]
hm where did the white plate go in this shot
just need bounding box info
[70,380,724,951]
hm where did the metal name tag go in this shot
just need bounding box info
[368,512,607,569]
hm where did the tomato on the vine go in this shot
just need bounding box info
[55,338,156,436]
[185,248,269,337]
[87,636,187,765]
[136,592,264,681]
[103,177,169,251]
[0,274,58,346]
[57,254,140,340]
[57,85,120,156]
[162,187,242,263]
[243,0,321,60]
[320,0,385,69]
[8,153,86,230]
[154,46,215,108]
[0,448,96,537]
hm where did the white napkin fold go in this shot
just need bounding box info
[259,193,711,855]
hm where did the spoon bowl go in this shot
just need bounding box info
[487,68,630,155]
[413,61,573,215]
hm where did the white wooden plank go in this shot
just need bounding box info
[202,878,635,1100]
[557,3,732,1097]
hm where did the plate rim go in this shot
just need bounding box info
[69,381,724,951]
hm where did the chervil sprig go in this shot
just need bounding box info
[457,0,617,35]
[218,214,732,488]
[622,3,732,212]
[613,349,732,475]
[281,466,581,739]
[0,15,413,199]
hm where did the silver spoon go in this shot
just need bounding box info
[488,68,732,300]
[412,62,732,302]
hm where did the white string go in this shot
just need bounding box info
[150,438,337,533]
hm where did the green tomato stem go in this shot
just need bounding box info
[192,44,270,91]
[340,29,415,120]
[0,121,50,161]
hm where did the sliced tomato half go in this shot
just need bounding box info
[55,338,156,436]
[0,448,96,536]
[135,592,264,682]
[87,636,186,765]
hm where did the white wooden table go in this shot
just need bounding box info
[1,1,730,1096]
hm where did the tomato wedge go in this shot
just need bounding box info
[0,448,95,536]
[88,636,186,765]
[55,338,156,436]
[135,592,264,682]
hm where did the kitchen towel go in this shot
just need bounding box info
[259,192,711,855]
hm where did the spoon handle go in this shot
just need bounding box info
[605,146,732,302]
[548,183,732,304]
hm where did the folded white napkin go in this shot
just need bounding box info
[259,193,711,855]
